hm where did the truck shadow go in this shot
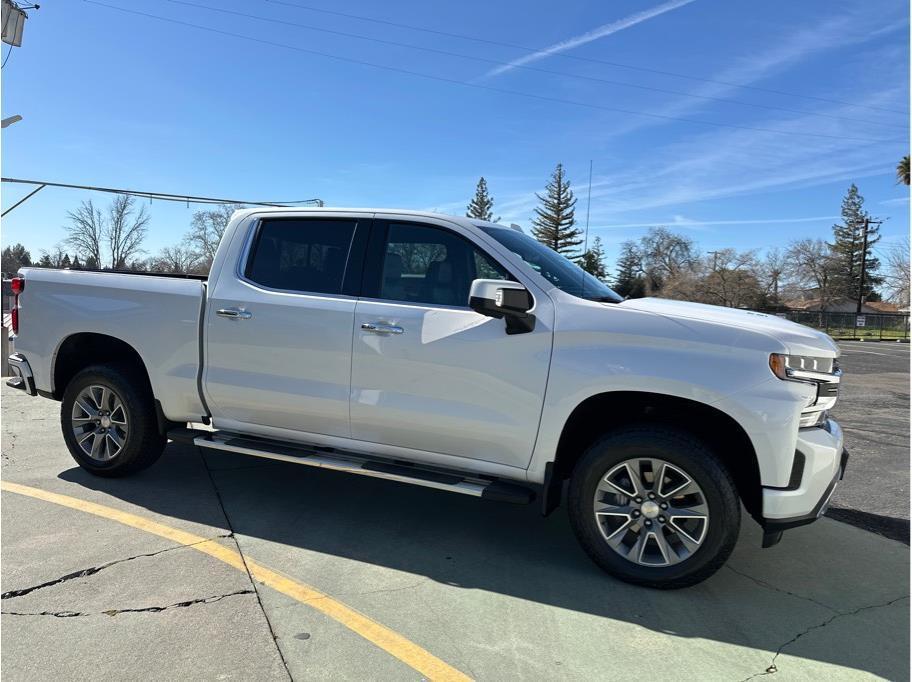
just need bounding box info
[60,442,909,680]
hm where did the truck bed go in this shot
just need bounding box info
[13,267,207,421]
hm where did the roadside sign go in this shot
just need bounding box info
[856,316,866,327]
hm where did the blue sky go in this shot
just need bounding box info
[1,0,909,269]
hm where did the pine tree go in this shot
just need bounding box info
[577,236,608,279]
[614,240,646,298]
[531,163,581,256]
[466,177,497,221]
[83,255,99,270]
[61,254,72,269]
[72,254,82,269]
[829,184,883,300]
[1,243,32,275]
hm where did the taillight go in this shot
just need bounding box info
[10,276,23,334]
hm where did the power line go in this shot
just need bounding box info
[0,177,324,213]
[1,183,45,217]
[167,0,905,131]
[84,1,905,145]
[1,45,13,69]
[263,0,910,117]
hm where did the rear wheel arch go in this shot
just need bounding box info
[545,391,762,521]
[52,333,154,403]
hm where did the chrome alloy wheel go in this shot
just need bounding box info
[593,458,709,567]
[71,385,129,461]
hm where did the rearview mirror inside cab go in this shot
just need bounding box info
[468,279,536,335]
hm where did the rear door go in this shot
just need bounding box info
[204,213,370,438]
[349,217,553,469]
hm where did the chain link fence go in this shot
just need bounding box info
[763,309,910,341]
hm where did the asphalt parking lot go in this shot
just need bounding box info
[828,341,910,542]
[1,342,909,680]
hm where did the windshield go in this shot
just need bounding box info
[479,226,623,303]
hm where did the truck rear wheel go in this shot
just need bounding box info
[567,425,740,589]
[60,364,166,477]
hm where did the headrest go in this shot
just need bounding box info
[383,252,404,280]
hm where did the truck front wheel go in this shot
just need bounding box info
[567,426,740,589]
[60,364,166,477]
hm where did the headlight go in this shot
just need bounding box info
[769,353,841,428]
[769,354,837,382]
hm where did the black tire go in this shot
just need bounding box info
[60,363,166,477]
[567,425,740,589]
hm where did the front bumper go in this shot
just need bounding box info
[760,418,848,547]
[6,353,36,396]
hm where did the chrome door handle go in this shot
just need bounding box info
[216,307,252,320]
[361,322,404,335]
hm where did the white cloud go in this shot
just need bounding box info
[484,0,697,78]
[596,215,840,230]
[602,8,908,139]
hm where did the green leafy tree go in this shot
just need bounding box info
[577,236,608,279]
[829,184,883,300]
[897,155,910,186]
[613,240,646,298]
[1,243,32,275]
[531,163,581,256]
[466,177,498,221]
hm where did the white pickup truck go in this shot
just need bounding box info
[7,208,848,588]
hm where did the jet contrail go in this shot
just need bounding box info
[485,0,698,78]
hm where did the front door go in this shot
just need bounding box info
[204,214,369,438]
[350,218,552,469]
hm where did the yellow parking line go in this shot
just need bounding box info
[1,480,471,682]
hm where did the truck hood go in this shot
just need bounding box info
[618,297,839,357]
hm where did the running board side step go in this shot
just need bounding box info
[188,431,535,504]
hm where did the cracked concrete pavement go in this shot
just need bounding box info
[2,353,910,680]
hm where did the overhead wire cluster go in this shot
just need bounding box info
[0,178,323,217]
[80,0,907,145]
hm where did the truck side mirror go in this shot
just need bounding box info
[468,279,536,335]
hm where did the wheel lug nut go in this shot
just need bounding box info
[635,497,643,503]
[659,516,666,523]
[644,520,652,527]
[660,503,668,509]
[632,510,640,517]
[648,493,656,499]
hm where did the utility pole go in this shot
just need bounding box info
[708,250,721,271]
[856,218,882,314]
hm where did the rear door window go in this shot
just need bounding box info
[245,219,357,295]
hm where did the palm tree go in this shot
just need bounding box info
[897,155,910,186]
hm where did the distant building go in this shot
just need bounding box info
[784,297,903,314]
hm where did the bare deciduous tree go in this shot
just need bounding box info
[149,246,203,274]
[761,247,788,304]
[881,236,910,306]
[699,248,762,308]
[107,195,150,269]
[785,238,839,305]
[640,227,697,293]
[184,203,243,271]
[40,245,72,269]
[662,248,764,308]
[64,200,105,266]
